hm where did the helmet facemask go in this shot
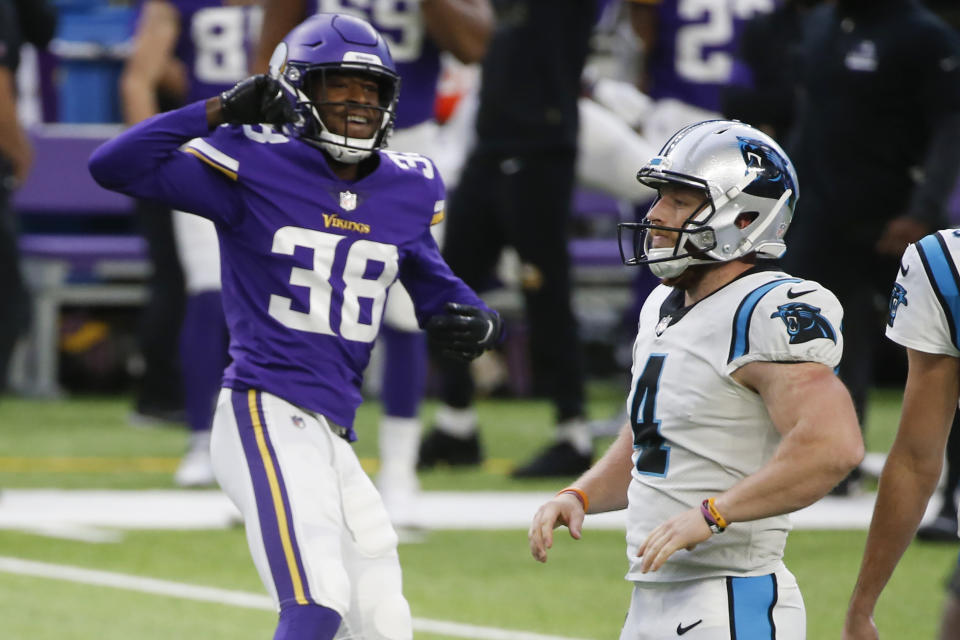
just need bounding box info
[270,40,400,164]
[619,174,719,279]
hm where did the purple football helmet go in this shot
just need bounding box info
[268,13,400,163]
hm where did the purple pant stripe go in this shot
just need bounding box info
[232,389,313,607]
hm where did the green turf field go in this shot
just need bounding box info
[0,385,955,639]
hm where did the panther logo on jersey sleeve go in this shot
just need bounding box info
[888,283,908,328]
[769,302,837,345]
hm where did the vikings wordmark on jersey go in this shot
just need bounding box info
[624,266,842,583]
[887,230,960,359]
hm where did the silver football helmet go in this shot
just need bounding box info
[618,120,799,278]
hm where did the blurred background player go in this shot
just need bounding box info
[0,0,56,394]
[418,0,599,478]
[625,0,778,147]
[783,0,960,495]
[719,0,823,142]
[91,13,502,638]
[253,0,493,522]
[121,0,264,486]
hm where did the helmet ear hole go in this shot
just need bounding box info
[735,211,759,229]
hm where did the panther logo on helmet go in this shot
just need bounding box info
[770,302,837,345]
[618,120,799,279]
[738,138,797,208]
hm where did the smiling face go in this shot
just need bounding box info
[311,70,382,141]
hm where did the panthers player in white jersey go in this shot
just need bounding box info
[529,120,863,639]
[845,230,960,640]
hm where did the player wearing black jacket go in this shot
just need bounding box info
[783,0,960,493]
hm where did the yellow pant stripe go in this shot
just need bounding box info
[248,389,308,605]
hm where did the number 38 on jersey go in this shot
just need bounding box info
[268,226,398,343]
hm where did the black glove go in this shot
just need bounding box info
[426,302,503,363]
[219,75,293,126]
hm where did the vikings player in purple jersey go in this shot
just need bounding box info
[253,0,493,525]
[122,0,265,487]
[92,14,500,640]
[626,0,778,145]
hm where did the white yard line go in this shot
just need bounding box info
[11,524,123,544]
[0,488,904,532]
[0,556,592,640]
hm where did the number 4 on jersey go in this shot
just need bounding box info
[629,354,670,477]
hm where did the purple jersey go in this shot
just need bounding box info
[89,101,488,436]
[645,0,777,112]
[164,0,263,103]
[310,1,441,129]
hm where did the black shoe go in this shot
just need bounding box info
[416,428,483,470]
[511,442,592,479]
[917,514,960,542]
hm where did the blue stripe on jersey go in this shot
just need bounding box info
[726,574,778,640]
[916,233,960,351]
[727,278,801,363]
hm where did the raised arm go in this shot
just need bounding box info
[90,71,291,212]
[844,349,960,640]
[90,99,231,210]
[421,0,493,64]
[529,422,635,563]
[636,361,864,573]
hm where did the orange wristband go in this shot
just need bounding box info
[704,497,728,529]
[557,487,589,512]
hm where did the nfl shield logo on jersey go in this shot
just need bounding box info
[291,415,306,429]
[340,190,358,211]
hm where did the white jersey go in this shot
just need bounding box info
[624,267,844,582]
[886,230,960,359]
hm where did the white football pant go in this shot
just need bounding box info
[210,388,412,639]
[173,210,221,293]
[620,566,805,640]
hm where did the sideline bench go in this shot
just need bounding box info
[11,125,147,397]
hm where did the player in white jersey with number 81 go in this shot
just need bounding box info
[529,119,864,639]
